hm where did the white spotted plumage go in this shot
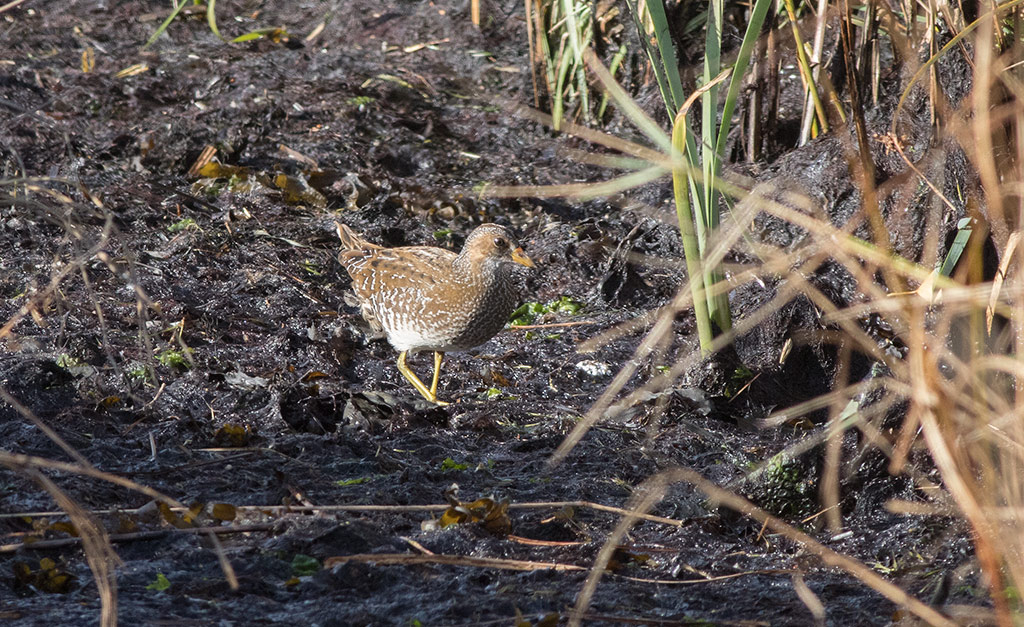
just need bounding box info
[337,224,528,353]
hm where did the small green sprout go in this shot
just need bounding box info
[146,573,171,592]
[440,457,469,472]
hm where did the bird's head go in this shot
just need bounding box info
[461,224,534,269]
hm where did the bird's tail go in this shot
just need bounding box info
[336,222,368,252]
[336,222,382,268]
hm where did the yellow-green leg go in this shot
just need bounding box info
[396,350,449,406]
[430,352,444,397]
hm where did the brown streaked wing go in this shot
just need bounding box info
[344,247,457,301]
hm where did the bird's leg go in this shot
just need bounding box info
[397,351,449,406]
[430,352,444,397]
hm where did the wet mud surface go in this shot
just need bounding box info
[0,1,983,625]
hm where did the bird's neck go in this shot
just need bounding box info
[453,253,500,283]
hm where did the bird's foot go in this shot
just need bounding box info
[398,351,450,407]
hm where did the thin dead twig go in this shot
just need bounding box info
[618,569,794,585]
[0,499,691,528]
[325,552,585,571]
[0,0,29,16]
[0,451,186,509]
[508,320,597,330]
[0,523,275,554]
[0,387,93,467]
[23,470,119,627]
[568,468,956,627]
[581,614,766,626]
[0,452,243,596]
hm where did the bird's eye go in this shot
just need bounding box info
[493,237,507,249]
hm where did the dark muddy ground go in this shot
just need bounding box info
[0,1,985,625]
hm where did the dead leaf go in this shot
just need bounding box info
[81,47,94,73]
[439,496,511,535]
[214,423,252,447]
[273,173,326,208]
[212,503,237,522]
[47,521,78,537]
